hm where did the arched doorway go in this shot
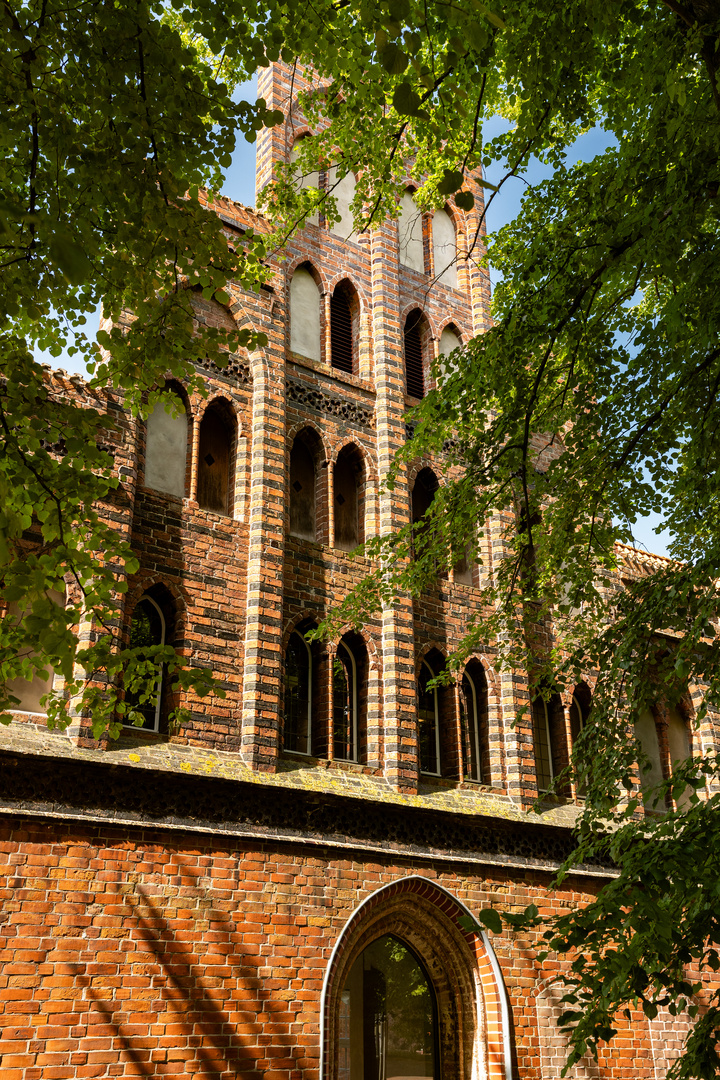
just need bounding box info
[321,876,512,1080]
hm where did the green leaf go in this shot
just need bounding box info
[454,190,475,210]
[438,168,464,195]
[380,42,408,74]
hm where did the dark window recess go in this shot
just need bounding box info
[126,596,165,731]
[404,311,424,398]
[334,451,360,551]
[289,440,316,540]
[198,407,233,515]
[331,289,354,374]
[284,631,311,754]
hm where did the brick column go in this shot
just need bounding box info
[240,336,287,771]
[371,220,418,793]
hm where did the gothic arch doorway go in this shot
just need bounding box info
[320,876,512,1080]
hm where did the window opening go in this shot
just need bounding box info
[334,448,361,551]
[126,595,166,731]
[333,640,358,762]
[569,688,591,795]
[460,671,484,782]
[418,661,441,775]
[432,207,457,289]
[331,287,354,374]
[339,933,438,1079]
[398,189,425,272]
[327,167,357,240]
[290,141,319,226]
[290,266,321,361]
[4,589,65,714]
[284,630,312,754]
[197,404,234,515]
[290,438,317,541]
[634,708,666,810]
[404,311,424,399]
[144,388,187,497]
[533,696,553,792]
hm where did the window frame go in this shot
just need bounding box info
[533,696,554,793]
[418,659,441,776]
[124,594,166,733]
[284,629,313,756]
[461,670,482,782]
[333,639,358,763]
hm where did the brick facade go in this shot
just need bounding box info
[0,61,709,1078]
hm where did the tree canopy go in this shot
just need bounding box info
[3,0,720,1075]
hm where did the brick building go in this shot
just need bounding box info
[0,62,708,1079]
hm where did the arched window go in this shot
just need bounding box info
[327,167,357,241]
[569,684,592,744]
[398,188,425,272]
[197,400,236,516]
[144,386,188,498]
[432,206,457,289]
[290,140,319,226]
[404,310,425,399]
[290,265,321,361]
[532,696,553,793]
[418,660,441,775]
[667,700,693,810]
[331,283,355,375]
[338,934,439,1079]
[334,444,364,551]
[284,629,313,755]
[125,594,166,731]
[333,636,368,764]
[411,467,438,562]
[289,434,318,541]
[438,326,462,378]
[634,708,665,810]
[460,662,489,783]
[3,588,65,715]
[569,683,592,795]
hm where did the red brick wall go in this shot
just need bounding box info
[0,817,672,1080]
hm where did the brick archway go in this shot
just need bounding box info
[320,875,511,1080]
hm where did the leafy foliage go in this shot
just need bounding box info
[3,0,720,1073]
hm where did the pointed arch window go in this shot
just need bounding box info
[290,436,317,541]
[290,265,322,361]
[331,285,354,374]
[4,588,65,715]
[532,696,553,793]
[144,386,188,498]
[460,663,489,783]
[284,630,313,755]
[404,310,424,399]
[398,189,425,272]
[334,444,364,551]
[432,206,457,289]
[197,400,236,516]
[418,661,441,775]
[333,640,358,762]
[126,594,166,731]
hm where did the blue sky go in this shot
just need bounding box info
[37,87,670,555]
